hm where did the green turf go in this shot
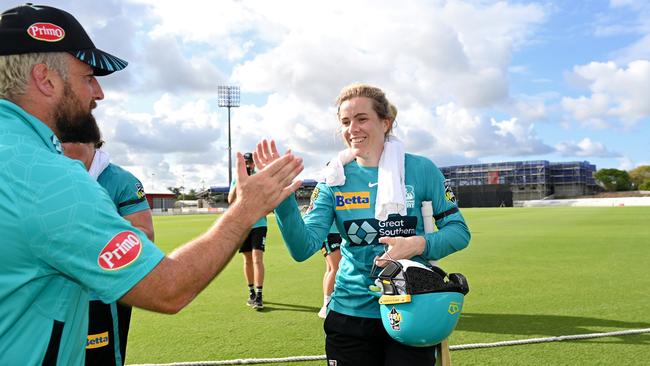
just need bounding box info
[126,207,650,365]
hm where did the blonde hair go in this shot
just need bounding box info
[335,83,397,137]
[0,52,68,100]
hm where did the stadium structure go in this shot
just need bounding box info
[199,160,599,208]
[199,179,318,208]
[440,160,599,206]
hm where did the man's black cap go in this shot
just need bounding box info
[243,152,254,162]
[0,3,127,75]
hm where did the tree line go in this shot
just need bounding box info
[595,165,650,192]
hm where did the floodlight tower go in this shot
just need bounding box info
[217,85,240,185]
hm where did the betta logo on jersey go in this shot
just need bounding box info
[335,192,370,210]
[27,23,65,42]
[86,331,109,349]
[98,231,142,270]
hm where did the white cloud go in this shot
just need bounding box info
[617,156,635,171]
[555,138,619,158]
[612,34,650,65]
[562,60,650,128]
[400,102,552,159]
[227,0,546,108]
[511,96,550,122]
[46,1,650,189]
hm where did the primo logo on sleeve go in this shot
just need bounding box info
[98,231,142,270]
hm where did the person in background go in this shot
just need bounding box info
[228,152,267,310]
[318,222,342,319]
[62,127,153,365]
[0,4,302,364]
[254,83,470,366]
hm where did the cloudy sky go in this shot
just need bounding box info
[32,0,650,192]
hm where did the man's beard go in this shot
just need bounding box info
[55,83,101,144]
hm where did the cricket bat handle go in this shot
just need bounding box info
[423,201,452,366]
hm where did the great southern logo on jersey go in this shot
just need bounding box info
[335,191,370,210]
[98,231,142,270]
[86,331,109,349]
[346,221,378,245]
[27,23,65,42]
[344,216,417,246]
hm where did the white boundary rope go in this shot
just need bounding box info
[129,327,650,366]
[449,327,650,350]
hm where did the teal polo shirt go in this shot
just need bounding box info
[98,163,150,217]
[0,100,165,365]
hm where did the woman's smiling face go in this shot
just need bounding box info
[338,97,389,167]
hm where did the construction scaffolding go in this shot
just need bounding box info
[549,161,599,198]
[441,160,598,202]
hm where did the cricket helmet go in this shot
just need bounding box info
[374,259,469,347]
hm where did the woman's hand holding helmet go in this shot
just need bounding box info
[375,235,426,265]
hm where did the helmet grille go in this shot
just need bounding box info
[405,267,446,294]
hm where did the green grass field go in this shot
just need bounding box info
[126,207,650,365]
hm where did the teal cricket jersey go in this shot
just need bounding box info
[329,221,339,234]
[276,154,471,318]
[88,162,152,365]
[98,163,150,217]
[0,100,165,365]
[230,178,267,228]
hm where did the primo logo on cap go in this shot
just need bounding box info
[98,231,142,270]
[27,22,65,42]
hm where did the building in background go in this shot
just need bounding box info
[198,179,319,208]
[146,192,177,211]
[441,160,598,205]
[194,160,598,210]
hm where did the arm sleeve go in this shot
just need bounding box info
[274,183,334,262]
[116,174,150,217]
[422,165,471,260]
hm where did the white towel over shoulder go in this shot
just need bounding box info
[375,137,406,221]
[317,137,406,221]
[88,149,111,180]
[316,149,355,186]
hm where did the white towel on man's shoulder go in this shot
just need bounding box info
[88,149,111,180]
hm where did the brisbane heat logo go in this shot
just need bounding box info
[98,231,142,270]
[27,22,65,42]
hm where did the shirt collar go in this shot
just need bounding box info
[0,99,63,154]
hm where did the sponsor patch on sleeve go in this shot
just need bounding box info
[444,180,457,203]
[305,187,320,214]
[135,182,146,199]
[98,231,142,270]
[86,331,109,349]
